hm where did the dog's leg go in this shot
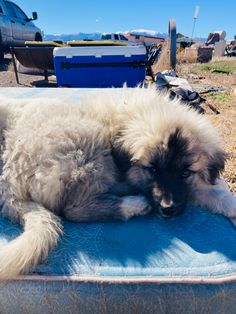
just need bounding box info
[63,194,151,222]
[108,181,138,197]
[191,178,236,224]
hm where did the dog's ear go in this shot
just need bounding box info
[202,150,227,184]
[111,145,132,172]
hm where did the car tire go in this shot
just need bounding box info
[35,33,43,42]
[0,36,4,63]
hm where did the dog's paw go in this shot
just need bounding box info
[120,196,151,220]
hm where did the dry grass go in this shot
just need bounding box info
[153,44,209,75]
[208,108,236,194]
[177,57,236,193]
[152,44,171,73]
[177,48,198,64]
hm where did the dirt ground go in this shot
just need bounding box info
[0,55,235,192]
[177,59,236,193]
[0,55,57,87]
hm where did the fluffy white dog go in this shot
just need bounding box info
[0,86,235,280]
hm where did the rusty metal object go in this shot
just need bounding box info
[185,47,213,63]
[146,44,162,81]
[12,47,54,70]
[10,46,55,84]
[10,47,19,84]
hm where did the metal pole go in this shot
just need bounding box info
[191,6,200,43]
[10,47,20,85]
[191,17,197,43]
[168,19,176,70]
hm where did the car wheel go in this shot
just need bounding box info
[0,37,4,63]
[35,33,43,41]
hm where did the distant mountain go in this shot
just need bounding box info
[44,30,167,42]
[44,31,205,44]
[125,29,167,39]
[44,33,102,41]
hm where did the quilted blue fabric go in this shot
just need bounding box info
[1,205,236,314]
[1,205,236,278]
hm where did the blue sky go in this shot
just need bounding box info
[16,0,236,39]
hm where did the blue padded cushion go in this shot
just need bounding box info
[1,205,236,314]
[1,205,236,278]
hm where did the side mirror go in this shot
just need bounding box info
[32,12,38,20]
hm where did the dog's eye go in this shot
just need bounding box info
[143,166,157,175]
[150,167,157,175]
[182,170,192,178]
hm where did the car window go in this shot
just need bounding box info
[102,34,111,40]
[114,34,119,40]
[120,35,128,41]
[0,5,3,14]
[10,3,28,20]
[4,1,17,18]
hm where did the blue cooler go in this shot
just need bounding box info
[53,46,146,87]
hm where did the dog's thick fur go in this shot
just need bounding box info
[0,86,232,280]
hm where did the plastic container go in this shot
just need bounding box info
[53,45,146,87]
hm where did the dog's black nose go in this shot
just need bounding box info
[159,205,185,218]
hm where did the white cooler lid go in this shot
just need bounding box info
[53,45,146,57]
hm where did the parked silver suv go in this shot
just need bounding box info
[0,0,43,61]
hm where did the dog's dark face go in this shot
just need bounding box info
[122,128,225,219]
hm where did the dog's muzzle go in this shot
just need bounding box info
[158,204,186,218]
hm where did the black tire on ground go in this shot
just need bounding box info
[0,36,4,63]
[168,19,176,70]
[35,33,43,41]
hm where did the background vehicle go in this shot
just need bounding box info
[0,0,43,61]
[101,33,130,42]
[101,33,138,46]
